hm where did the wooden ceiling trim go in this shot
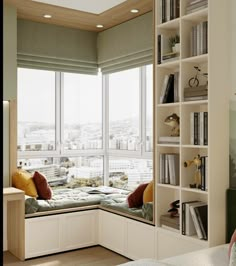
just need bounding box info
[4,0,153,32]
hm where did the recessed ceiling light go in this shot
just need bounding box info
[96,24,104,28]
[130,9,139,13]
[43,14,52,18]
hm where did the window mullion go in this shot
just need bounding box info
[59,72,64,155]
[55,72,61,155]
[140,66,146,157]
[103,74,109,186]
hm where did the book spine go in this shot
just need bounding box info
[194,112,199,145]
[160,74,169,103]
[186,203,197,235]
[162,0,166,23]
[175,0,180,18]
[200,156,206,191]
[165,154,170,184]
[158,34,162,65]
[190,205,203,239]
[166,0,170,22]
[170,0,174,20]
[204,111,208,145]
[190,112,194,145]
[199,112,204,145]
[195,206,208,240]
[160,153,165,184]
[163,74,174,103]
[182,202,186,235]
[174,72,179,102]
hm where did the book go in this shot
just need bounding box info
[167,153,179,185]
[159,153,165,183]
[194,112,199,145]
[165,154,170,184]
[162,74,174,103]
[200,156,206,190]
[158,136,180,144]
[190,112,194,145]
[182,201,199,236]
[160,74,170,103]
[174,71,179,102]
[189,202,207,239]
[158,34,162,64]
[203,112,208,145]
[194,204,208,240]
[184,95,208,101]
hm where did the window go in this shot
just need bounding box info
[109,68,140,151]
[17,65,153,190]
[17,68,56,152]
[63,72,102,150]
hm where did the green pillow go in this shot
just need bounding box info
[25,195,39,214]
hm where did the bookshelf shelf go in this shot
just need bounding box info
[157,18,180,30]
[154,0,230,257]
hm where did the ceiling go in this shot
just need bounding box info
[4,0,153,32]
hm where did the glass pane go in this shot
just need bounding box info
[146,65,153,152]
[17,68,56,151]
[109,68,140,151]
[19,156,104,189]
[63,72,102,150]
[109,157,153,190]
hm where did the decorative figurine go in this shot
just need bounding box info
[168,199,180,217]
[164,113,180,137]
[184,154,202,189]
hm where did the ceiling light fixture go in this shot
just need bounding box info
[130,9,139,13]
[43,14,52,18]
[96,24,104,28]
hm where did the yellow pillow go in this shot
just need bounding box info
[12,169,38,197]
[143,181,153,203]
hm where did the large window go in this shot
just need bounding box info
[17,65,153,190]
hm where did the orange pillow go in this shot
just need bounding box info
[127,183,149,208]
[33,171,52,200]
[229,229,236,257]
[12,169,38,197]
[143,181,153,203]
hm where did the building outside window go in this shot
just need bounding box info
[17,65,153,190]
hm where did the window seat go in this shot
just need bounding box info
[24,186,153,222]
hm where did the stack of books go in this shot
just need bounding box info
[160,214,180,232]
[184,85,208,101]
[159,72,179,103]
[186,0,208,15]
[159,153,179,185]
[190,111,208,145]
[182,201,208,240]
[158,136,180,144]
[160,0,180,23]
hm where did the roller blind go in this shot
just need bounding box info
[97,12,153,74]
[17,19,98,75]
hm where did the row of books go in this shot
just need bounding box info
[159,72,179,103]
[190,111,208,145]
[186,0,208,15]
[160,0,180,23]
[184,85,208,102]
[182,201,208,240]
[159,153,179,185]
[157,35,180,64]
[190,21,208,57]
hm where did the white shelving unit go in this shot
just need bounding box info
[154,0,230,257]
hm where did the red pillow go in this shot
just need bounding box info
[229,229,236,257]
[127,183,149,208]
[33,171,52,200]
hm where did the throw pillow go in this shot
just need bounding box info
[229,229,236,257]
[12,169,38,197]
[229,242,236,266]
[127,183,149,208]
[143,180,153,203]
[33,171,52,200]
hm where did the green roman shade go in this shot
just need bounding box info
[17,19,98,74]
[97,12,153,74]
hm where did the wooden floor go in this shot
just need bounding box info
[3,246,131,266]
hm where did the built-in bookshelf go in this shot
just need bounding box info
[154,0,230,254]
